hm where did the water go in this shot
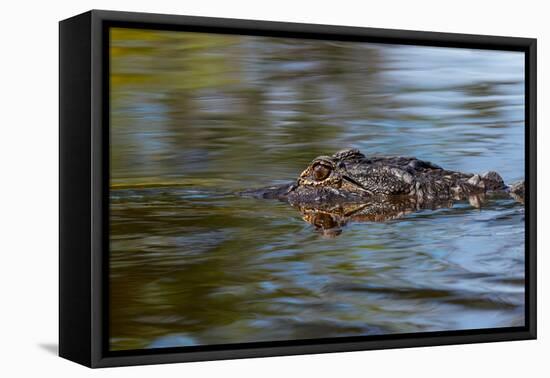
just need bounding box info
[109,28,525,351]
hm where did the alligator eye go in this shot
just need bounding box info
[312,164,332,181]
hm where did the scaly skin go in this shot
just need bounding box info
[243,148,524,205]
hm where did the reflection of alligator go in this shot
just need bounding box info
[295,195,500,236]
[241,148,525,234]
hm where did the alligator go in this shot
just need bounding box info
[241,148,525,234]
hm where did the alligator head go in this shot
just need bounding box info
[244,148,441,204]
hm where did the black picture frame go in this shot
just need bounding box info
[59,9,537,368]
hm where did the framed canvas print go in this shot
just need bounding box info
[59,10,536,368]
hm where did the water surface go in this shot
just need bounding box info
[109,29,525,351]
